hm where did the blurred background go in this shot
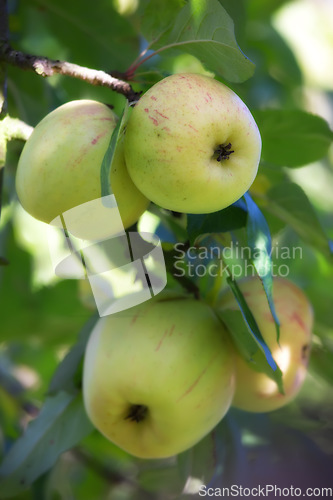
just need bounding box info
[0,0,333,498]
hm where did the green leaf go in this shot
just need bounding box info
[138,465,185,496]
[248,0,292,20]
[309,344,333,386]
[217,308,284,393]
[265,182,332,257]
[247,23,302,87]
[255,109,333,167]
[28,0,138,70]
[147,0,255,82]
[243,192,280,340]
[100,103,130,198]
[218,0,247,43]
[48,315,99,395]
[186,200,247,244]
[0,392,93,498]
[141,0,184,43]
[219,276,284,393]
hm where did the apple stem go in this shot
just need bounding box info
[125,404,148,423]
[214,143,234,162]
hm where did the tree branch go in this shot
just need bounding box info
[0,43,141,103]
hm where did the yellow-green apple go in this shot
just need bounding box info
[16,100,149,237]
[83,293,235,459]
[124,73,261,214]
[219,277,313,412]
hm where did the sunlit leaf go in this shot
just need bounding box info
[143,0,254,82]
[243,192,280,340]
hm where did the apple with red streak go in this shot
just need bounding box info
[83,292,235,458]
[124,73,261,214]
[219,277,313,412]
[16,100,149,237]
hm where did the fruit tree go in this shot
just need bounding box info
[0,0,333,498]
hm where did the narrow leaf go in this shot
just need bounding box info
[100,103,130,198]
[222,275,284,394]
[48,314,99,395]
[0,392,93,498]
[244,192,280,340]
[219,308,283,392]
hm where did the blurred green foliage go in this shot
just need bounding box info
[1,0,333,498]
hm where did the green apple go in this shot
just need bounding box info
[16,100,149,237]
[83,293,235,459]
[124,73,261,214]
[219,277,313,412]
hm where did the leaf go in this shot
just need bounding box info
[28,0,137,70]
[247,23,302,87]
[0,392,93,498]
[218,276,284,393]
[309,345,333,386]
[254,109,333,167]
[48,315,99,395]
[147,0,255,82]
[141,0,184,43]
[243,192,280,340]
[187,200,247,244]
[138,465,185,496]
[219,308,283,391]
[265,182,332,257]
[100,103,130,198]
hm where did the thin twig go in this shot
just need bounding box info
[0,43,141,103]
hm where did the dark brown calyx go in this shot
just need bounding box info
[125,404,148,423]
[214,143,234,162]
[301,344,311,363]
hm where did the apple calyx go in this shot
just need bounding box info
[302,343,311,362]
[125,404,148,423]
[214,143,235,162]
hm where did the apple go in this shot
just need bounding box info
[16,100,149,237]
[219,277,313,412]
[124,73,261,214]
[83,292,235,459]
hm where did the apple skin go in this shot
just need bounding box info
[16,100,149,234]
[124,73,261,214]
[83,293,235,459]
[219,277,313,413]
